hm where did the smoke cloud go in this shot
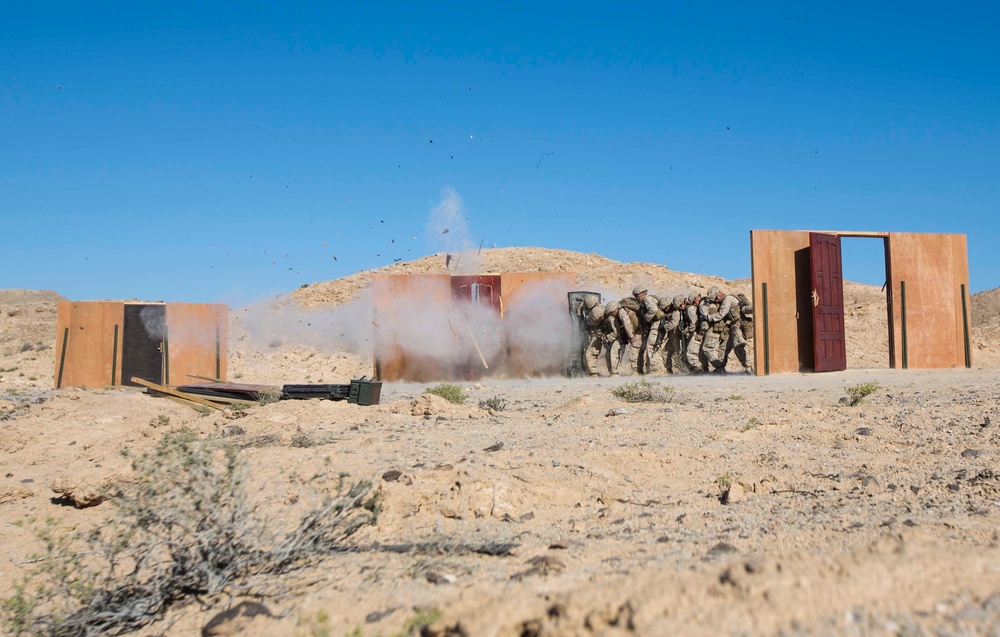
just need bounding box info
[426,187,482,274]
[237,276,577,382]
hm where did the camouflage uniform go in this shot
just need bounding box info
[706,292,753,373]
[655,295,686,373]
[684,290,708,372]
[634,286,664,375]
[699,286,728,372]
[602,301,632,375]
[617,297,644,375]
[583,302,606,376]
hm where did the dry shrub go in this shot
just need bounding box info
[612,379,682,403]
[425,382,467,405]
[478,396,507,412]
[844,381,880,406]
[1,430,379,636]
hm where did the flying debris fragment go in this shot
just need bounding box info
[442,228,449,234]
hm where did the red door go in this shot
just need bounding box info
[810,233,847,372]
[450,276,502,379]
[451,276,501,311]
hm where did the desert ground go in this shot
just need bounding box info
[3,248,1000,636]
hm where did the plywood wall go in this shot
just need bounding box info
[55,301,124,389]
[887,233,971,369]
[749,230,813,374]
[372,274,452,382]
[750,230,971,374]
[372,272,577,381]
[55,301,229,389]
[165,303,229,384]
[499,272,576,377]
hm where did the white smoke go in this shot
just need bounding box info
[426,187,481,274]
[139,305,165,340]
[239,289,375,356]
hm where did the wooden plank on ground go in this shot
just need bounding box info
[157,393,218,411]
[131,377,223,410]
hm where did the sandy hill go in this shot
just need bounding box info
[972,285,1000,327]
[289,247,739,309]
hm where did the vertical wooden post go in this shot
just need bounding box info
[900,281,908,369]
[961,284,971,368]
[57,327,69,389]
[111,324,119,385]
[215,325,221,380]
[762,282,770,375]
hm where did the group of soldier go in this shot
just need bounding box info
[580,285,754,377]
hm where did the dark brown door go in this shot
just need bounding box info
[121,304,165,386]
[810,233,846,372]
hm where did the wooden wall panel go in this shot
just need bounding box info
[750,230,812,374]
[752,230,970,374]
[54,302,124,389]
[499,272,576,377]
[372,273,578,381]
[372,274,452,381]
[165,303,229,385]
[887,233,970,369]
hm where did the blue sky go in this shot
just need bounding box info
[2,2,997,304]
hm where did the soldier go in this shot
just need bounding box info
[633,285,664,375]
[684,290,708,373]
[582,300,606,377]
[602,301,631,375]
[654,294,687,373]
[699,286,729,373]
[704,288,754,374]
[617,294,644,374]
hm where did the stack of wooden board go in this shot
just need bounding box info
[132,377,279,410]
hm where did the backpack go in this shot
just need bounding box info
[737,293,753,318]
[736,294,754,339]
[620,297,641,312]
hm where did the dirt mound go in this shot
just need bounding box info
[0,289,65,304]
[971,286,1000,327]
[0,292,61,390]
[289,247,738,309]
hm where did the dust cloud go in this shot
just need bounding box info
[425,187,482,274]
[239,276,577,382]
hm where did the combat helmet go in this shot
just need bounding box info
[672,294,686,309]
[706,286,721,299]
[632,285,647,297]
[687,290,701,304]
[605,300,620,314]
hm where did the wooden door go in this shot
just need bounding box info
[810,233,846,372]
[121,304,165,386]
[451,275,501,311]
[450,276,501,379]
